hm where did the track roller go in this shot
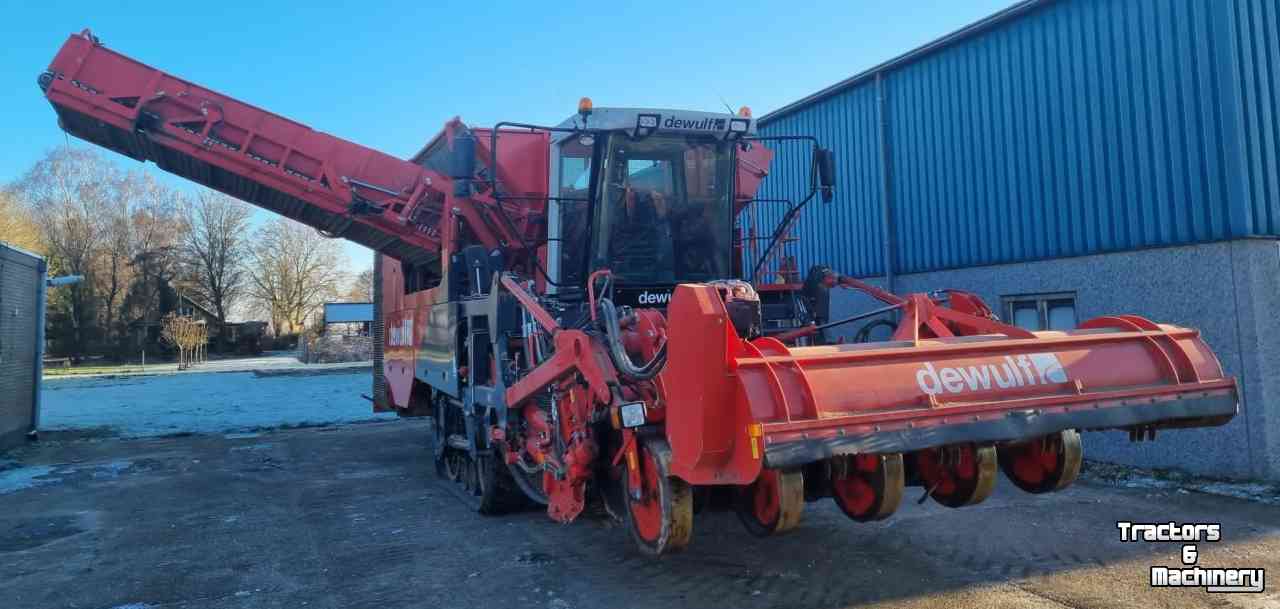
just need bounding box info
[736,468,805,536]
[999,429,1083,494]
[830,453,905,521]
[431,414,460,481]
[466,449,514,514]
[915,444,997,508]
[432,407,519,515]
[627,437,693,556]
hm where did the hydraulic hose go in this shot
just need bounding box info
[597,297,667,381]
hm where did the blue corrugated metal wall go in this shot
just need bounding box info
[754,86,883,278]
[757,0,1277,276]
[1235,0,1280,236]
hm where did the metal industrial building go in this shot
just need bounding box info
[756,0,1279,481]
[0,243,45,451]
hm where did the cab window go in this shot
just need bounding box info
[557,138,594,286]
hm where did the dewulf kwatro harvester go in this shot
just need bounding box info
[41,30,1238,555]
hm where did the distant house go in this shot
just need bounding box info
[128,293,217,348]
[223,320,267,355]
[224,320,267,343]
[128,294,266,354]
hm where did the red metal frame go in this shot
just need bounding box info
[43,31,443,258]
[501,277,617,408]
[890,293,1037,342]
[42,31,548,274]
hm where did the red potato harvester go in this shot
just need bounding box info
[40,29,1237,555]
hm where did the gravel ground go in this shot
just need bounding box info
[1,421,1277,609]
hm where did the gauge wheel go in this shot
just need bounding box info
[626,437,693,556]
[736,468,805,536]
[999,430,1083,494]
[831,453,905,521]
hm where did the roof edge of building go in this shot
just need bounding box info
[0,240,46,262]
[759,0,1050,126]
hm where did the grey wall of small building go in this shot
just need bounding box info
[0,244,43,451]
[825,238,1280,482]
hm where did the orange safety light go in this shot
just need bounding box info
[578,97,594,115]
[737,105,752,118]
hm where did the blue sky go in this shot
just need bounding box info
[2,0,1013,270]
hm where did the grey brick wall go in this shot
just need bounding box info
[827,239,1280,481]
[0,244,41,451]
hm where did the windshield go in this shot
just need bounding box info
[589,135,733,284]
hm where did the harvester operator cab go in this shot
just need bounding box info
[548,107,749,305]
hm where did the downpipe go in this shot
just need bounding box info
[28,260,48,439]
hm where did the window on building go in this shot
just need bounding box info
[1001,293,1077,331]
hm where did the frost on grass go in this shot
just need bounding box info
[0,460,139,495]
[41,369,393,438]
[0,465,61,495]
[1082,460,1280,505]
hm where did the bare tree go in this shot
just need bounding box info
[98,172,185,352]
[97,171,141,346]
[181,190,252,328]
[345,268,374,302]
[16,148,116,356]
[0,187,44,253]
[247,217,346,335]
[160,313,207,370]
[119,177,185,338]
[12,148,189,359]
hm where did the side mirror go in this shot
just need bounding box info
[815,147,836,203]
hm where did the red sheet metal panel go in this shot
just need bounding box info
[40,30,445,264]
